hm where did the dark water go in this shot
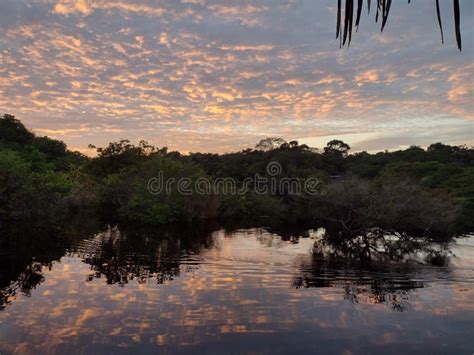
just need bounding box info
[0,222,473,354]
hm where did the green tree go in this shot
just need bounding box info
[0,114,34,147]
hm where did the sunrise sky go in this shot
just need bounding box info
[0,0,473,155]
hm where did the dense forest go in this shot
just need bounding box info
[1,114,473,240]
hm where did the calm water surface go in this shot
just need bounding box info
[0,225,473,354]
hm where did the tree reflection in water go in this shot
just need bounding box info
[69,223,217,286]
[0,212,103,310]
[0,215,460,312]
[0,262,45,311]
[293,225,454,311]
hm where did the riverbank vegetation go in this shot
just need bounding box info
[1,114,473,237]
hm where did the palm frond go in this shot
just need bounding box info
[435,0,444,44]
[337,0,342,39]
[356,0,363,30]
[336,0,462,51]
[454,0,462,50]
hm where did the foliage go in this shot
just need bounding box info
[0,148,71,222]
[93,151,220,225]
[255,137,287,151]
[1,114,472,234]
[318,177,459,238]
[0,114,34,147]
[336,0,462,51]
[0,114,88,221]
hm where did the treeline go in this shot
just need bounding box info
[1,114,472,237]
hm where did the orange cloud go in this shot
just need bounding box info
[54,0,92,16]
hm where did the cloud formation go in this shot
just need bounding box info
[0,0,472,154]
[54,0,92,15]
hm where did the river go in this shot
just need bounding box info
[0,223,473,354]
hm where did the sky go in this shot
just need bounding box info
[0,0,473,155]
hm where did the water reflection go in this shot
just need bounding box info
[71,224,216,286]
[0,213,103,310]
[293,247,427,312]
[292,227,460,312]
[0,218,473,354]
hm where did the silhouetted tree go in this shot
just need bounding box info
[324,140,351,157]
[255,137,287,151]
[0,114,34,147]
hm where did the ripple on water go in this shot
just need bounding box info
[0,228,473,354]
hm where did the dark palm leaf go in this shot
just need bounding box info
[454,0,462,50]
[381,0,391,32]
[336,0,462,51]
[337,0,342,38]
[356,0,363,30]
[435,0,444,44]
[342,0,352,46]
